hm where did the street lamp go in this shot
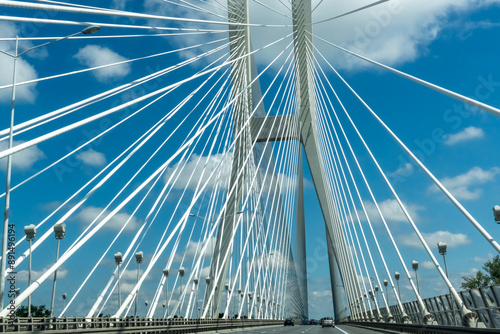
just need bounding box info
[224,283,229,314]
[50,223,65,317]
[394,272,401,300]
[62,293,67,310]
[114,252,123,308]
[412,260,419,294]
[194,277,199,318]
[24,224,36,317]
[179,267,185,316]
[163,268,169,318]
[0,25,101,308]
[383,279,388,307]
[247,292,252,317]
[206,276,211,317]
[494,205,500,223]
[134,251,144,317]
[437,242,456,325]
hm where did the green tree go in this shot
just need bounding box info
[484,255,500,284]
[461,256,500,290]
[15,305,51,317]
[461,271,491,290]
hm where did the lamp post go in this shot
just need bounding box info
[224,283,229,315]
[50,223,65,317]
[194,277,199,318]
[237,288,242,318]
[493,205,500,223]
[114,252,123,308]
[0,25,101,308]
[163,268,169,318]
[62,293,67,310]
[179,267,185,317]
[134,251,143,317]
[437,242,455,326]
[247,292,252,318]
[394,272,400,300]
[262,298,266,319]
[24,224,36,317]
[412,260,419,294]
[256,295,260,318]
[383,279,389,308]
[374,285,379,306]
[206,276,211,317]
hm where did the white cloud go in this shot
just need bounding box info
[76,149,107,167]
[360,198,424,224]
[429,166,500,200]
[17,265,67,282]
[74,45,130,82]
[399,230,471,249]
[311,289,332,298]
[174,236,216,262]
[149,1,500,72]
[165,153,232,190]
[255,250,291,270]
[444,126,484,145]
[390,162,414,179]
[421,261,435,270]
[75,206,141,232]
[0,140,45,171]
[0,22,39,103]
[474,253,494,264]
[310,0,500,71]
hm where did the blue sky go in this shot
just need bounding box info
[0,0,499,321]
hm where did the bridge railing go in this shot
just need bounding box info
[0,317,282,333]
[367,284,500,328]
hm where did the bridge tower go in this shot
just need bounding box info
[205,0,359,321]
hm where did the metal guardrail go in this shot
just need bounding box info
[346,321,498,334]
[366,284,500,328]
[0,317,282,334]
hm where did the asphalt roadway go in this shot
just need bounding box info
[227,324,393,334]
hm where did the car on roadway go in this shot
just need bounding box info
[322,317,334,328]
[309,319,317,325]
[284,318,294,326]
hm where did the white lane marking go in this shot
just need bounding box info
[334,326,350,334]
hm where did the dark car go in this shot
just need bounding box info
[309,319,317,325]
[284,318,294,326]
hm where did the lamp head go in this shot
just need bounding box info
[135,251,144,264]
[179,267,185,277]
[494,205,500,222]
[82,26,100,35]
[193,277,199,285]
[437,242,447,255]
[163,268,169,277]
[383,279,388,287]
[24,224,36,240]
[114,252,123,264]
[412,260,418,270]
[54,223,66,239]
[394,271,400,280]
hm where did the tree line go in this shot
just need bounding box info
[461,255,500,290]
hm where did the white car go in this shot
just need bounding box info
[322,317,334,328]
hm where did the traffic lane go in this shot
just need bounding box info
[230,324,392,334]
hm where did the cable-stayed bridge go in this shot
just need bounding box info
[0,0,499,332]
